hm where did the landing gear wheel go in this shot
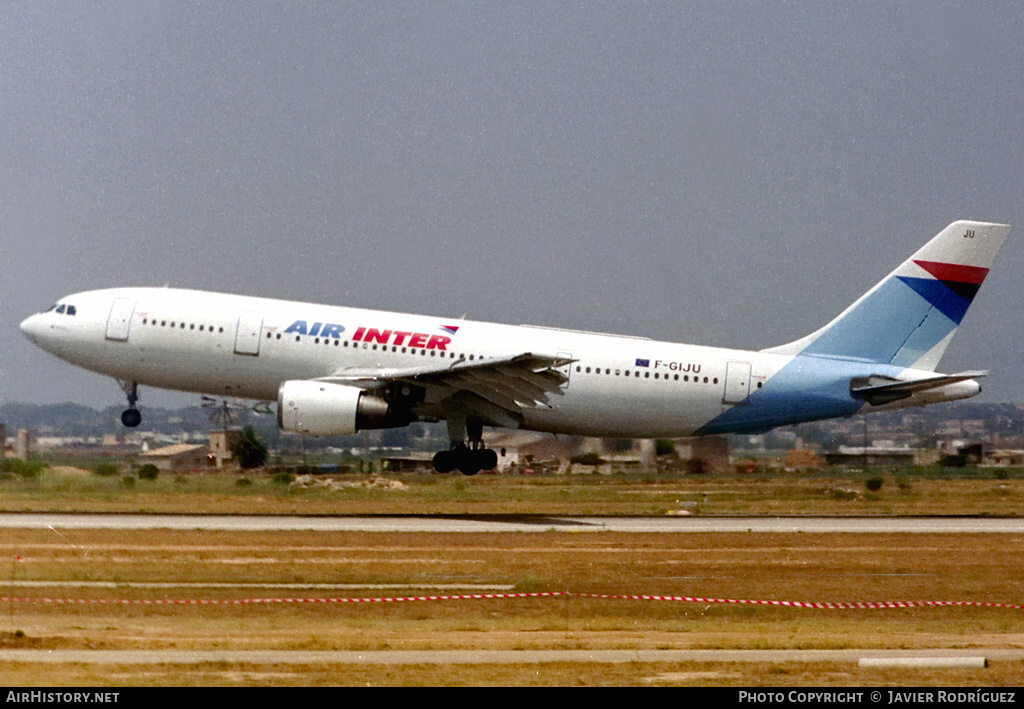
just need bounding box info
[117,381,141,428]
[480,448,498,471]
[432,449,456,474]
[458,451,482,477]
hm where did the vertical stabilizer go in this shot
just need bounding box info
[763,220,1011,370]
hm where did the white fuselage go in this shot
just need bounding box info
[19,287,981,439]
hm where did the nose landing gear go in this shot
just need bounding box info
[118,381,142,428]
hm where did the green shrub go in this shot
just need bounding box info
[120,475,136,489]
[272,472,295,485]
[92,462,119,477]
[137,464,160,480]
[865,477,884,492]
[655,439,676,456]
[0,459,44,479]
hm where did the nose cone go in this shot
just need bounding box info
[20,314,42,344]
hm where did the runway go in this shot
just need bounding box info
[0,513,1021,533]
[2,648,1023,665]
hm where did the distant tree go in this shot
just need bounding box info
[137,464,159,480]
[231,426,269,469]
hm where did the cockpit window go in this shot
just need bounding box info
[66,305,77,316]
[45,304,56,312]
[56,304,66,314]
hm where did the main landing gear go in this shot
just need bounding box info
[432,443,498,476]
[432,417,498,476]
[119,381,142,428]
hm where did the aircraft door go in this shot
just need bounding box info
[722,361,752,405]
[234,312,264,356]
[105,298,136,341]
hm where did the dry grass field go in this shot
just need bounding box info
[0,467,1021,685]
[0,525,1022,686]
[0,466,1023,517]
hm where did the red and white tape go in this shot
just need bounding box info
[1,592,1022,609]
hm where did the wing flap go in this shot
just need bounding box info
[315,351,574,426]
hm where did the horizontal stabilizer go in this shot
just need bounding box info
[850,370,988,406]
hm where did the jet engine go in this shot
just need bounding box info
[277,380,406,435]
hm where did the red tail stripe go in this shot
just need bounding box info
[913,260,989,285]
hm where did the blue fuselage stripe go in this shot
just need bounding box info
[695,356,905,435]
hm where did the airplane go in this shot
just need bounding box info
[19,220,1010,475]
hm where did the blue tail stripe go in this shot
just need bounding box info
[888,306,955,367]
[800,278,937,363]
[896,276,972,324]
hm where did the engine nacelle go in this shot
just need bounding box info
[277,380,398,436]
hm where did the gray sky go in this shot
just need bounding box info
[2,2,1022,409]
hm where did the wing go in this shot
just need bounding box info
[316,352,574,429]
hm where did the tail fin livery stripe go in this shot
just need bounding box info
[912,260,989,285]
[896,276,975,325]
